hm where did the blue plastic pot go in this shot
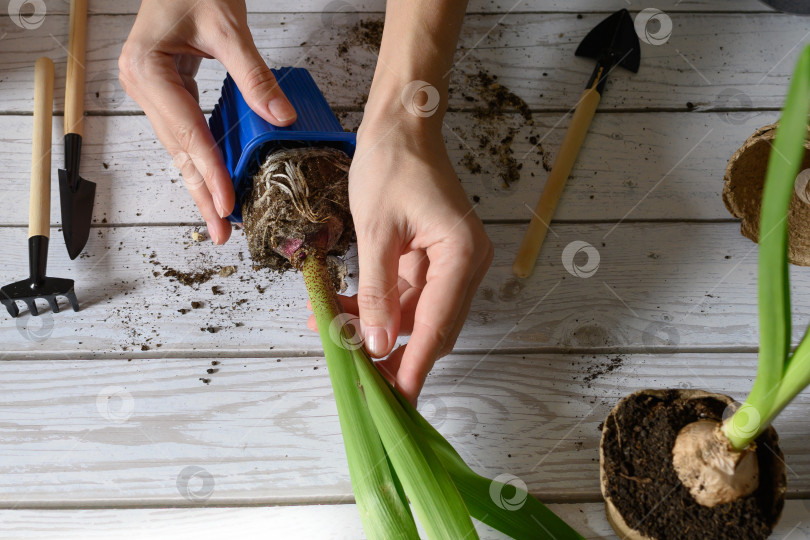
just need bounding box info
[208,67,356,222]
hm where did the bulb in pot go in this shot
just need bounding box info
[671,419,759,507]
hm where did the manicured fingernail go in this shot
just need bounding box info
[268,97,296,123]
[364,326,388,357]
[213,193,228,219]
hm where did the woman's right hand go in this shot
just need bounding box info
[118,0,297,244]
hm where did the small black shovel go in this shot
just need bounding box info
[58,0,95,260]
[1,58,80,318]
[513,9,640,278]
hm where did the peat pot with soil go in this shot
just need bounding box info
[241,146,584,539]
[600,45,810,540]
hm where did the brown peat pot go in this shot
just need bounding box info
[599,389,786,540]
[723,123,810,266]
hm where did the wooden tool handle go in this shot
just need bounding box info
[31,57,55,239]
[64,0,87,136]
[512,87,601,278]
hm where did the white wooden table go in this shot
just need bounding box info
[2,1,810,538]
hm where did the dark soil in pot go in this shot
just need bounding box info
[600,389,786,540]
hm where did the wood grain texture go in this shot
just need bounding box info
[0,111,780,225]
[3,2,810,530]
[1,501,809,539]
[0,353,808,505]
[63,0,88,137]
[0,13,805,113]
[29,57,55,238]
[2,222,809,358]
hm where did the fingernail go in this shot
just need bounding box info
[268,97,296,123]
[208,225,221,245]
[213,193,228,219]
[364,326,388,357]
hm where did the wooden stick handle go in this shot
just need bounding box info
[31,57,55,239]
[64,0,87,136]
[512,88,601,278]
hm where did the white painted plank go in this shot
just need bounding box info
[0,13,804,112]
[0,502,808,540]
[0,353,808,504]
[0,111,778,225]
[2,222,809,357]
[0,503,596,539]
[37,0,771,15]
[0,502,807,540]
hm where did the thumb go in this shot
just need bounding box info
[356,230,401,358]
[219,38,297,126]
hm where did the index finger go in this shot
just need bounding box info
[395,241,481,400]
[121,53,235,232]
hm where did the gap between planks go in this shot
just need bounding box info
[0,345,766,362]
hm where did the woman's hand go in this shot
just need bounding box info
[309,107,492,404]
[118,0,297,244]
[351,117,492,403]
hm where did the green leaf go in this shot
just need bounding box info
[392,389,585,540]
[351,347,479,540]
[724,44,810,449]
[303,254,419,540]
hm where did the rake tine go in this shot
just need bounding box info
[1,300,19,318]
[48,296,60,314]
[65,292,80,312]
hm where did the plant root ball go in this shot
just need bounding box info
[243,147,353,271]
[671,419,759,507]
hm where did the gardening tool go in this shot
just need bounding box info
[1,58,80,318]
[58,0,95,260]
[208,67,356,222]
[513,9,640,278]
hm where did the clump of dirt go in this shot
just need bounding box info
[242,147,354,277]
[337,19,384,56]
[468,70,531,123]
[581,355,624,386]
[455,70,551,187]
[163,267,216,287]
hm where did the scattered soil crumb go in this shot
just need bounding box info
[219,265,237,277]
[581,355,624,386]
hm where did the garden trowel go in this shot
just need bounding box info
[513,9,640,278]
[58,0,95,260]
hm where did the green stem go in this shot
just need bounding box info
[723,45,810,450]
[302,252,419,539]
[769,329,810,424]
[351,346,479,540]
